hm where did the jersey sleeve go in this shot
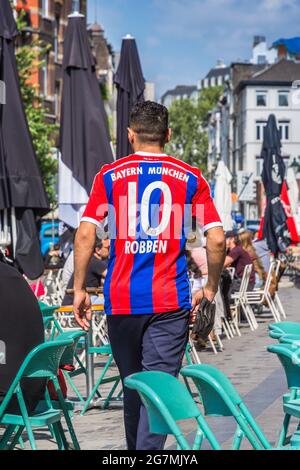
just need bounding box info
[192,169,223,233]
[81,169,108,227]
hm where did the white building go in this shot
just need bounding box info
[251,35,277,65]
[200,60,230,90]
[161,85,198,108]
[232,58,300,219]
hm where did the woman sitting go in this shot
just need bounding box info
[239,230,265,288]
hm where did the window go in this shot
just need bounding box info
[257,55,267,64]
[279,121,290,141]
[41,0,49,17]
[256,91,267,107]
[42,52,49,97]
[256,121,267,141]
[54,81,60,116]
[54,16,60,62]
[256,157,264,178]
[278,91,289,107]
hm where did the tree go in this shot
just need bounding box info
[15,10,58,207]
[166,86,223,175]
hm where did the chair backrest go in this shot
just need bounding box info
[38,302,58,317]
[181,364,270,449]
[0,339,72,420]
[268,344,300,389]
[55,330,87,366]
[125,371,201,435]
[263,261,276,296]
[239,264,253,296]
[279,334,300,346]
[181,364,242,417]
[20,339,73,379]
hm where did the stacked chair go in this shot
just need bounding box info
[0,340,80,450]
[125,365,300,450]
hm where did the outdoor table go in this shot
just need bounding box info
[55,304,105,402]
[65,287,103,295]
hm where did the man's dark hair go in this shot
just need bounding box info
[130,101,169,146]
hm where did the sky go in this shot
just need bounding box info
[87,0,300,99]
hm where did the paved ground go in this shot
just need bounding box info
[6,280,300,450]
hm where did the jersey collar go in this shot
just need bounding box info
[134,151,168,157]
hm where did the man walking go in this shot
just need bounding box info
[73,101,226,450]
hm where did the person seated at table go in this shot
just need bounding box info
[224,230,255,293]
[253,233,271,275]
[62,238,109,306]
[0,254,45,414]
[239,230,265,288]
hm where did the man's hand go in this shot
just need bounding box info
[190,287,217,324]
[73,289,92,331]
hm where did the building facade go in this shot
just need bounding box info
[161,85,198,108]
[206,36,300,221]
[14,0,87,125]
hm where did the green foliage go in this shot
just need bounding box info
[166,86,223,175]
[15,10,58,208]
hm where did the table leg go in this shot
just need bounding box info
[85,327,95,398]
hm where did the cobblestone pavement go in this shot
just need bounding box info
[6,281,300,450]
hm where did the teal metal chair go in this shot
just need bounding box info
[125,371,221,450]
[80,344,122,415]
[279,334,300,347]
[0,339,80,450]
[39,302,63,340]
[269,322,300,340]
[181,364,272,450]
[268,343,300,447]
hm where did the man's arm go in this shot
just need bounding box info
[73,222,97,330]
[192,227,226,311]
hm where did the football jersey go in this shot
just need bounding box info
[82,152,222,315]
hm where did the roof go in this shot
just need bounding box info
[161,85,198,101]
[205,65,230,79]
[273,37,300,56]
[234,59,300,93]
[87,22,104,34]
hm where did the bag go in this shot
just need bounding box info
[192,297,216,341]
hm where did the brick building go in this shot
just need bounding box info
[14,0,87,124]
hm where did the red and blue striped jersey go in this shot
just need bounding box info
[82,152,222,315]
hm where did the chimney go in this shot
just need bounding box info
[253,35,266,48]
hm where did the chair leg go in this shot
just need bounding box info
[208,334,218,355]
[193,428,204,450]
[274,293,286,319]
[52,422,66,450]
[63,370,85,403]
[222,319,231,339]
[278,414,291,447]
[240,300,255,331]
[0,425,18,450]
[232,426,244,450]
[81,354,114,415]
[53,378,81,450]
[103,378,121,409]
[266,294,280,323]
[8,426,25,450]
[214,332,224,351]
[175,432,191,450]
[196,415,221,450]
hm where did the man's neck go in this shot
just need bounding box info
[132,144,166,154]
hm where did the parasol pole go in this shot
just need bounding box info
[11,207,17,257]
